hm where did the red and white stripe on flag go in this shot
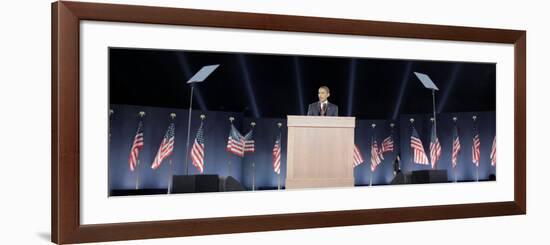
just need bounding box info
[430,138,442,169]
[381,136,394,153]
[411,138,429,165]
[353,144,364,167]
[151,137,174,169]
[191,141,204,173]
[272,139,281,174]
[151,123,175,170]
[191,123,206,173]
[128,122,144,171]
[452,136,461,168]
[370,140,382,171]
[227,137,245,157]
[472,134,481,166]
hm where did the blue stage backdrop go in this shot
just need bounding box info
[109,104,496,191]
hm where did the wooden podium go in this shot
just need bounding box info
[285,115,355,189]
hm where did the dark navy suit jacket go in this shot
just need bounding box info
[307,101,338,116]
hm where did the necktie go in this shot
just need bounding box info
[320,103,326,116]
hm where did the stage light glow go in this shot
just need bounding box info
[346,59,358,116]
[293,57,305,115]
[175,53,208,111]
[392,62,413,120]
[238,54,260,118]
[437,63,462,113]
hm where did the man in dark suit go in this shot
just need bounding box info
[307,86,338,116]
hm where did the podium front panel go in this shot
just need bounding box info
[285,116,355,189]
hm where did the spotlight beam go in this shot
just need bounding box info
[293,57,305,115]
[392,62,413,120]
[437,63,462,113]
[346,59,357,116]
[238,54,260,118]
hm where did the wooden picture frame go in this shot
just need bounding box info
[51,1,526,244]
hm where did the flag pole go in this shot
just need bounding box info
[228,117,235,177]
[199,114,206,174]
[390,122,395,162]
[431,89,438,170]
[277,122,282,190]
[473,115,479,182]
[389,122,399,177]
[409,118,414,171]
[135,111,145,190]
[453,116,458,183]
[168,113,176,194]
[250,121,256,191]
[370,123,376,187]
[184,86,194,176]
[430,117,436,170]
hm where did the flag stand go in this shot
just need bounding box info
[454,167,457,183]
[252,162,255,191]
[184,85,194,176]
[369,169,373,187]
[135,159,140,190]
[277,173,281,190]
[167,159,173,194]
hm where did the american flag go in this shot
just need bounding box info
[370,139,382,171]
[128,120,144,171]
[490,136,496,166]
[411,127,429,165]
[272,133,282,174]
[381,135,394,154]
[151,122,175,170]
[226,124,245,157]
[429,122,442,169]
[472,124,481,167]
[191,121,205,173]
[451,124,461,168]
[243,129,255,153]
[353,144,365,167]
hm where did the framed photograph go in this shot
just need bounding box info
[52,1,526,244]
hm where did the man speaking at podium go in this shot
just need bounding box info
[307,86,339,116]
